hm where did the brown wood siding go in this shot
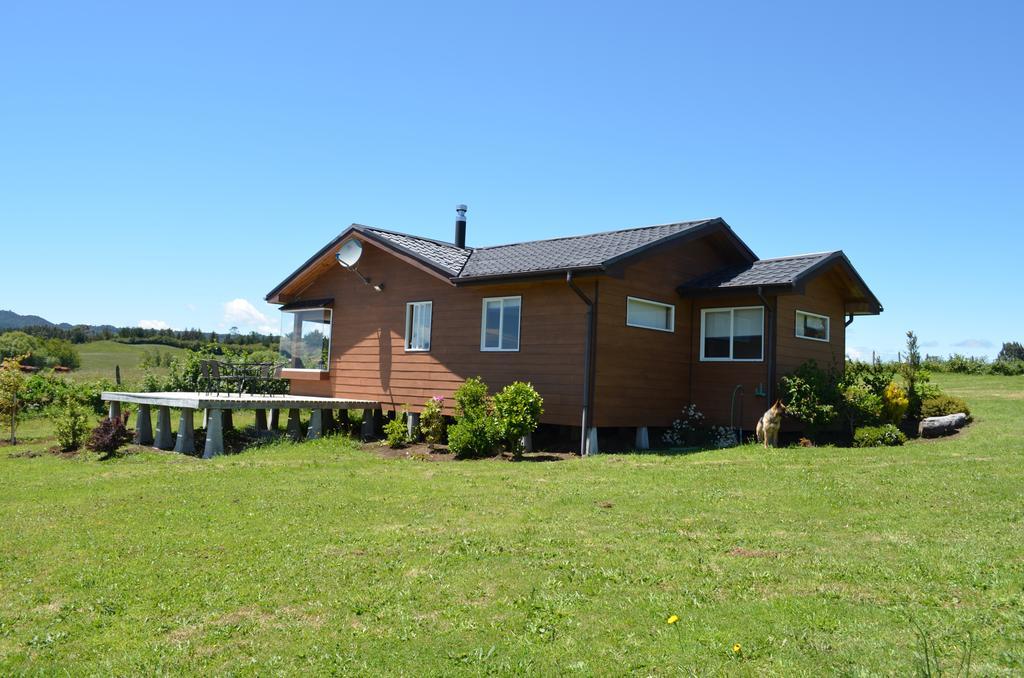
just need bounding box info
[287,241,588,425]
[775,275,847,377]
[593,237,750,427]
[689,294,771,430]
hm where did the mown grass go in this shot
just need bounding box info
[74,340,185,382]
[0,374,1021,675]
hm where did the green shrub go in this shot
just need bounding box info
[383,413,410,448]
[419,396,446,448]
[448,377,499,458]
[921,393,971,419]
[946,353,988,375]
[492,382,544,457]
[841,383,883,432]
[453,377,489,419]
[853,424,907,447]
[779,360,840,436]
[990,359,1024,376]
[447,416,499,458]
[52,399,91,452]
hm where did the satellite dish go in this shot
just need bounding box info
[336,239,363,268]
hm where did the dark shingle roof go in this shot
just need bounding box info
[362,227,470,276]
[684,251,837,290]
[267,216,754,300]
[457,220,716,279]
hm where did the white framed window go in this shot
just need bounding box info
[626,296,675,332]
[700,306,764,361]
[481,296,521,352]
[796,310,830,342]
[405,301,432,351]
[278,308,332,370]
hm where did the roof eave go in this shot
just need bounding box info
[453,265,605,285]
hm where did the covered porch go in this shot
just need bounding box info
[101,392,380,459]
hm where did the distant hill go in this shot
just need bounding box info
[0,309,116,334]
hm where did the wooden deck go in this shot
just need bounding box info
[101,391,381,459]
[101,391,378,410]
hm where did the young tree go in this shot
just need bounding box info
[0,355,28,444]
[998,341,1024,362]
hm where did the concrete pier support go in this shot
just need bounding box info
[108,401,121,422]
[133,404,154,445]
[361,408,381,441]
[635,426,650,450]
[322,409,336,435]
[585,427,599,456]
[307,409,323,440]
[203,409,224,458]
[521,432,533,453]
[287,409,302,441]
[254,409,268,433]
[154,406,174,450]
[174,408,195,454]
[269,409,280,430]
[406,412,420,441]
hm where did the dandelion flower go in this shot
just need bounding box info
[666,615,679,624]
[732,643,742,654]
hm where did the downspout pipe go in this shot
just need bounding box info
[567,271,595,456]
[845,313,855,327]
[756,286,776,404]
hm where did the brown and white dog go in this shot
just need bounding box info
[755,399,786,448]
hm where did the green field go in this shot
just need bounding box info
[73,340,186,383]
[0,373,1021,674]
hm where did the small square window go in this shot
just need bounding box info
[481,296,521,351]
[700,306,764,361]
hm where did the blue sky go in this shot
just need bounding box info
[1,1,1020,359]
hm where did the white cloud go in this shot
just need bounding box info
[952,339,993,349]
[222,298,277,335]
[139,319,171,330]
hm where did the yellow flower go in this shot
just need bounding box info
[666,615,679,625]
[732,643,742,654]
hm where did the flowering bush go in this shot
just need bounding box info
[662,405,735,448]
[882,382,909,426]
[662,404,706,447]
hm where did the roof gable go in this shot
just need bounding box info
[680,250,883,314]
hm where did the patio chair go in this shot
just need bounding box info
[199,360,222,395]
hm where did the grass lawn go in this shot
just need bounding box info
[73,340,185,383]
[0,373,1021,674]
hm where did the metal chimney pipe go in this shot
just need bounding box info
[455,204,467,248]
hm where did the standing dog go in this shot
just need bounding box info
[755,400,786,448]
